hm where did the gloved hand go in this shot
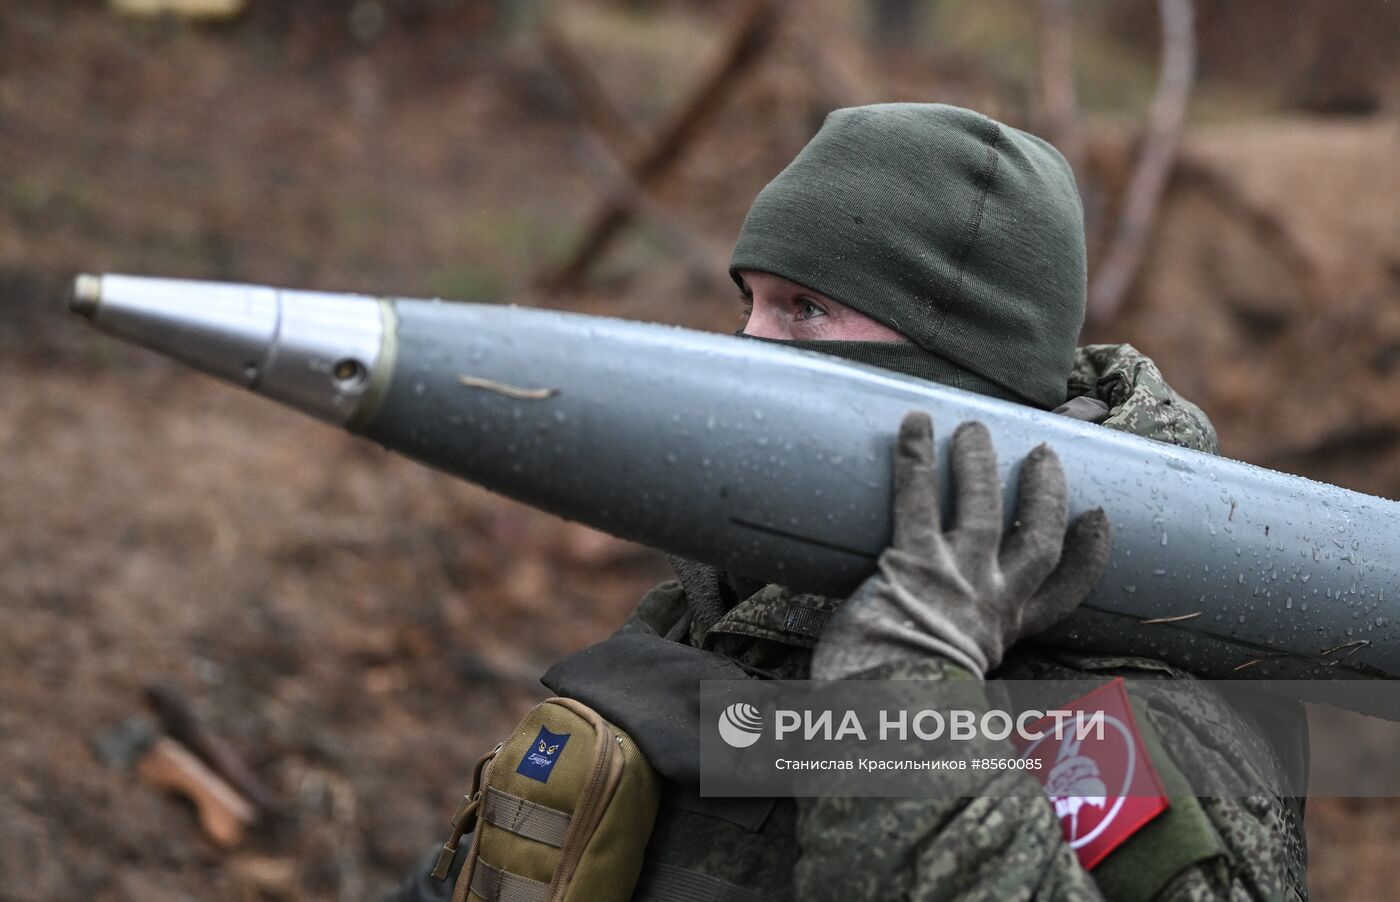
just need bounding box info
[812,411,1112,680]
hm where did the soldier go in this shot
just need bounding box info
[386,104,1306,901]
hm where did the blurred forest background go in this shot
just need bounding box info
[4,0,1400,899]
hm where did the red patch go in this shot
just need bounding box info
[1012,678,1169,870]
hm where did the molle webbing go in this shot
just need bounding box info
[480,789,571,849]
[469,861,549,902]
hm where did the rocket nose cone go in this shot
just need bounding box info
[70,273,102,318]
[65,273,393,427]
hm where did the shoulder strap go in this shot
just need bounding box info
[541,633,750,784]
[633,862,775,902]
[667,555,733,636]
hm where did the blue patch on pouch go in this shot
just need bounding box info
[516,726,570,783]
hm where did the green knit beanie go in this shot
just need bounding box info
[730,103,1086,409]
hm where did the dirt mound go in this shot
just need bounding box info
[1103,118,1400,495]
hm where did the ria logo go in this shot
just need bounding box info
[717,702,764,748]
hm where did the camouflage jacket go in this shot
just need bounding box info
[381,346,1307,902]
[618,345,1306,902]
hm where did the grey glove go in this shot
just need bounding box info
[812,411,1112,680]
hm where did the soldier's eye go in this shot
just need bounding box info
[794,297,826,320]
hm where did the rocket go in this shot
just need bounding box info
[68,274,1400,696]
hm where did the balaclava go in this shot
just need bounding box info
[730,103,1086,409]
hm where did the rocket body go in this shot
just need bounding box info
[72,274,1400,687]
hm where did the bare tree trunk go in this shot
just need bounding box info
[1036,0,1079,175]
[869,0,925,51]
[1086,0,1195,324]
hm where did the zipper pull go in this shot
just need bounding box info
[429,792,480,881]
[429,744,498,882]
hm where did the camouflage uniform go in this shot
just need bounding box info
[383,345,1307,902]
[619,345,1305,902]
[1066,345,1218,455]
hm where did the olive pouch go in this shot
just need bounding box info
[433,697,660,902]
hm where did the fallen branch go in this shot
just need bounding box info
[571,126,731,293]
[138,737,257,848]
[145,681,277,815]
[1086,0,1196,323]
[538,18,733,294]
[538,19,641,161]
[537,0,782,295]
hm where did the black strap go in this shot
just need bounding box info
[541,633,751,784]
[781,602,831,639]
[667,555,734,636]
[633,862,774,902]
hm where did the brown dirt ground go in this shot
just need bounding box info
[4,3,1400,900]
